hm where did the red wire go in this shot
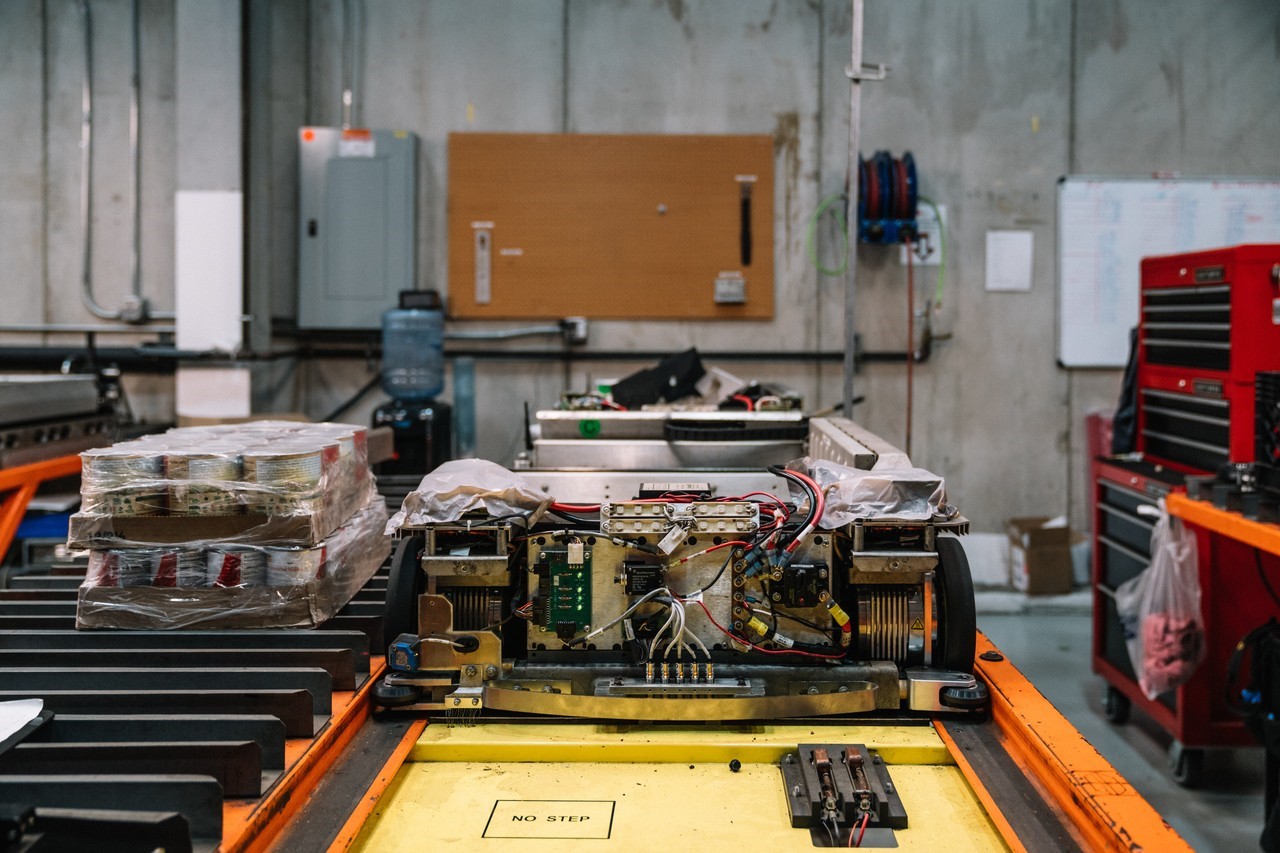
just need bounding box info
[550,502,601,512]
[731,394,755,411]
[855,812,870,847]
[599,399,627,411]
[690,599,845,660]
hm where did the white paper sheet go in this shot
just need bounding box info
[985,230,1034,292]
[0,698,43,742]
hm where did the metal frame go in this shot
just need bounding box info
[0,454,82,564]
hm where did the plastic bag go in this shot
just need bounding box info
[386,459,551,533]
[1115,505,1204,699]
[785,457,956,527]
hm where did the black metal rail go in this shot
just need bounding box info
[0,558,389,852]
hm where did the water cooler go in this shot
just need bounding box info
[373,290,453,476]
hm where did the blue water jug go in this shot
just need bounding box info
[381,290,444,401]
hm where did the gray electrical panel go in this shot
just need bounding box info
[297,127,418,329]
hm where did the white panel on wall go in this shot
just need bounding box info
[175,189,243,352]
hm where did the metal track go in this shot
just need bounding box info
[0,556,390,852]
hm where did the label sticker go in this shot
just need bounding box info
[483,800,615,839]
[338,129,375,158]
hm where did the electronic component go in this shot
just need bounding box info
[388,633,419,672]
[537,546,593,638]
[779,562,828,608]
[780,743,908,846]
[622,561,665,596]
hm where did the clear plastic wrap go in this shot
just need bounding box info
[386,459,551,533]
[76,491,391,630]
[786,457,955,527]
[71,421,373,548]
[1115,507,1205,699]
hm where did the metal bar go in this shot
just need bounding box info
[1142,284,1230,296]
[0,324,177,334]
[974,632,1193,852]
[219,659,386,853]
[1142,404,1230,427]
[0,775,224,841]
[8,576,86,589]
[319,720,428,851]
[1097,503,1155,529]
[1140,428,1230,455]
[40,715,287,769]
[2,669,333,714]
[4,741,264,798]
[0,589,79,601]
[0,616,76,630]
[0,601,77,616]
[0,690,317,737]
[0,686,317,732]
[1139,389,1228,408]
[1140,338,1230,350]
[842,0,865,417]
[0,629,369,657]
[0,649,360,689]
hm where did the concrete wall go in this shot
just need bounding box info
[3,0,1279,530]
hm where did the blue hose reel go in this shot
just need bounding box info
[858,151,918,245]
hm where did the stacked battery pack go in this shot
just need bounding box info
[72,421,391,629]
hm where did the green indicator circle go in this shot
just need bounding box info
[579,419,602,438]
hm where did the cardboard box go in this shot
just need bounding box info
[68,479,377,550]
[1007,516,1074,595]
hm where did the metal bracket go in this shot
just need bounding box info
[846,62,889,81]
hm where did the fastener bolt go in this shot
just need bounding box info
[485,665,498,678]
[465,665,478,677]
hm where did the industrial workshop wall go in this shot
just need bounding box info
[2,1,1279,532]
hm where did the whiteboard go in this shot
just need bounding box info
[1057,177,1280,367]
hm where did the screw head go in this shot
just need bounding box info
[464,665,478,677]
[485,665,498,679]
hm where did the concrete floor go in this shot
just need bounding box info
[980,612,1266,853]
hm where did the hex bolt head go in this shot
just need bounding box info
[485,665,499,679]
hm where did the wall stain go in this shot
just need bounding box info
[1108,0,1129,51]
[774,111,800,254]
[663,0,693,39]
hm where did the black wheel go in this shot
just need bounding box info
[373,676,423,709]
[935,537,977,673]
[1169,743,1205,788]
[1103,685,1131,724]
[384,535,425,647]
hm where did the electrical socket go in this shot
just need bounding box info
[900,203,945,267]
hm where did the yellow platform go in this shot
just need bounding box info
[351,722,1008,851]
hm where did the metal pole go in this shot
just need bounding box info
[841,0,864,418]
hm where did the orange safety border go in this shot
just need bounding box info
[0,454,82,562]
[326,718,429,852]
[223,659,387,853]
[972,632,1191,852]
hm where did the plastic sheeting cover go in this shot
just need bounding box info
[387,459,551,532]
[787,457,954,526]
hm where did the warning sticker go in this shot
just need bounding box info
[483,800,615,839]
[338,129,375,158]
[910,618,924,631]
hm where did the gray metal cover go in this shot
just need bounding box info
[297,127,418,329]
[0,375,100,426]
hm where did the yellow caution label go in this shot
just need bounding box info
[911,618,924,630]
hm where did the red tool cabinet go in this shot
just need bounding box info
[1093,244,1280,786]
[1136,244,1280,472]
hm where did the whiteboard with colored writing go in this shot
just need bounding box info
[1057,177,1280,367]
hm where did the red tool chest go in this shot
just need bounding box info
[1136,244,1280,472]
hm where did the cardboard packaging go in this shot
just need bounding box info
[1008,516,1075,595]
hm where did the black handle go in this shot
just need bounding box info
[739,183,752,267]
[307,219,318,237]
